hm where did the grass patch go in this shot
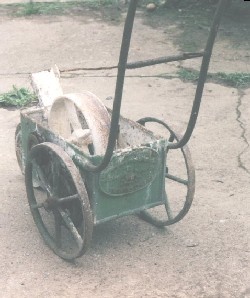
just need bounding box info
[81,0,119,9]
[178,68,250,88]
[214,72,250,88]
[0,86,37,108]
[21,2,40,15]
[178,68,200,81]
[0,0,121,17]
[17,2,69,16]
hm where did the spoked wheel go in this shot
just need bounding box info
[137,117,195,227]
[25,142,93,260]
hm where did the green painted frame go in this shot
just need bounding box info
[20,109,167,225]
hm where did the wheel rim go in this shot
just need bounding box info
[137,118,195,226]
[25,142,93,260]
[15,123,25,174]
[28,133,43,188]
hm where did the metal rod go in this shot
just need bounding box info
[60,52,204,72]
[168,0,229,149]
[165,173,188,185]
[126,52,204,69]
[84,0,138,172]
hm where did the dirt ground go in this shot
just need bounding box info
[0,3,249,298]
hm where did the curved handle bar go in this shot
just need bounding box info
[83,0,139,172]
[83,0,228,172]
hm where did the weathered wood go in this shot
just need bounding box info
[31,65,63,108]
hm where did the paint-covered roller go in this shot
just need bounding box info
[48,92,111,155]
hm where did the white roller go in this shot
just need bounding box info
[48,92,111,155]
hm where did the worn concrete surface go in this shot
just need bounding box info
[0,7,249,298]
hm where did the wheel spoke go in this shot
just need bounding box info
[54,210,62,248]
[164,192,173,220]
[57,194,79,205]
[31,202,44,209]
[165,173,188,186]
[51,159,60,196]
[32,160,52,196]
[58,208,83,248]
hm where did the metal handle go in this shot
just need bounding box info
[83,0,139,172]
[168,0,229,149]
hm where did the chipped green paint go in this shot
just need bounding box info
[99,147,159,196]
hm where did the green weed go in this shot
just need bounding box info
[0,86,37,108]
[215,72,250,88]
